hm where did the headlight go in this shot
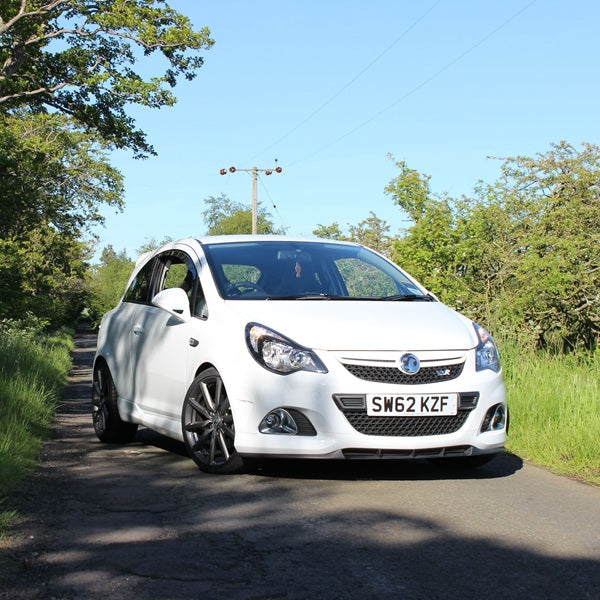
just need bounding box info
[473,322,501,373]
[245,323,328,375]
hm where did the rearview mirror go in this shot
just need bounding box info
[151,288,191,323]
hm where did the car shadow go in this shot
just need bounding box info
[134,427,523,481]
[243,452,523,481]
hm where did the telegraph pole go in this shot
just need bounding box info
[219,161,282,234]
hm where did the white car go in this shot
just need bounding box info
[92,236,508,474]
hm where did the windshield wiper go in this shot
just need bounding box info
[265,293,343,300]
[381,293,435,302]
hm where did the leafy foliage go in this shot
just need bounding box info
[0,0,214,157]
[0,111,121,325]
[312,222,347,241]
[0,227,90,325]
[0,111,123,239]
[86,245,134,325]
[0,1,212,326]
[386,143,600,351]
[202,194,285,235]
[313,211,394,257]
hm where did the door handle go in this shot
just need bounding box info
[133,324,144,335]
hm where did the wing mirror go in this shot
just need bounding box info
[151,288,192,323]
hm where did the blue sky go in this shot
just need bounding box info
[94,0,600,260]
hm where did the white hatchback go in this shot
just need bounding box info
[92,236,508,473]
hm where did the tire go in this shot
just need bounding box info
[181,368,245,474]
[92,361,138,443]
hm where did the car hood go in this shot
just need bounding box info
[225,300,477,351]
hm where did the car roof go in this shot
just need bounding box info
[131,235,362,265]
[193,234,359,246]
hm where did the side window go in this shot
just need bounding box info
[163,262,190,291]
[155,250,208,319]
[123,258,156,304]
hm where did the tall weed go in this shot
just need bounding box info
[0,317,73,525]
[500,339,600,485]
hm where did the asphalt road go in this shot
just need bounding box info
[1,327,599,600]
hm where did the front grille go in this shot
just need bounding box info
[343,362,464,385]
[342,411,470,436]
[334,392,478,437]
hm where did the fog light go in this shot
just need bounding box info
[259,408,298,434]
[490,405,506,431]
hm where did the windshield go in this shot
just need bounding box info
[201,240,430,301]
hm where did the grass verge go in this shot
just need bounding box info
[501,342,600,486]
[0,318,74,537]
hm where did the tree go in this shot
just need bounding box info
[0,110,124,324]
[348,212,392,256]
[86,245,134,324]
[202,194,285,235]
[136,236,173,256]
[0,111,123,240]
[0,225,90,325]
[313,212,393,257]
[386,144,600,351]
[384,157,432,223]
[472,142,600,350]
[0,0,214,157]
[0,2,212,326]
[312,222,347,241]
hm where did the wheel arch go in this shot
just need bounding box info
[93,352,117,382]
[193,361,219,379]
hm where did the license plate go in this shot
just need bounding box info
[366,393,458,417]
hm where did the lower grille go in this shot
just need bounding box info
[342,411,470,436]
[286,408,317,436]
[334,392,478,437]
[342,446,472,459]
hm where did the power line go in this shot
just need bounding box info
[289,0,538,167]
[246,0,443,162]
[219,162,283,234]
[257,173,288,233]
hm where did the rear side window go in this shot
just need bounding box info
[123,258,155,304]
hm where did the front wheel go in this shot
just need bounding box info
[181,368,245,474]
[92,361,138,443]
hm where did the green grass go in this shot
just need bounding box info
[0,318,73,535]
[501,341,600,486]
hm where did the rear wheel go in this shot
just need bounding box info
[92,361,138,443]
[181,368,244,474]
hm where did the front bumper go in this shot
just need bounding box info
[227,350,508,460]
